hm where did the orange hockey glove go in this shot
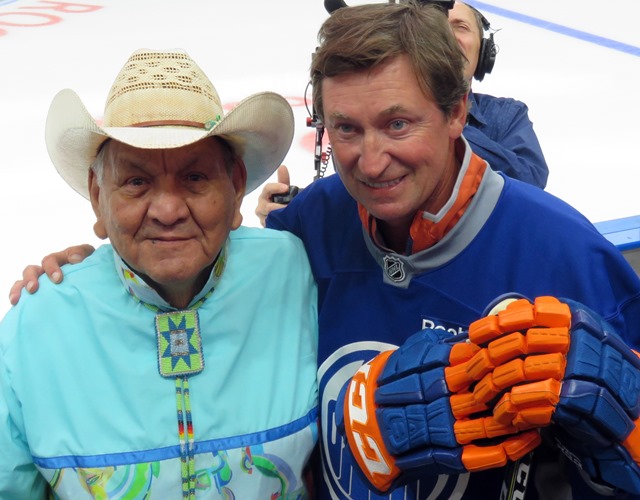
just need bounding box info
[467,296,640,494]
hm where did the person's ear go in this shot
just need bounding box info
[449,93,469,139]
[230,158,247,230]
[88,169,108,240]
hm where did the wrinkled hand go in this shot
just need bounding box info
[255,165,291,227]
[471,296,640,494]
[8,244,95,305]
[336,326,543,494]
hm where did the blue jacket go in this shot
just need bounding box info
[465,91,549,188]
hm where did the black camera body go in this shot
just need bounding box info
[324,0,455,14]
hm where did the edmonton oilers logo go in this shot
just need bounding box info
[383,254,405,282]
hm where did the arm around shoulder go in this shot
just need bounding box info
[8,244,96,306]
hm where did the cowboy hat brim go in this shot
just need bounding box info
[45,88,294,198]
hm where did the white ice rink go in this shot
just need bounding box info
[1,0,639,317]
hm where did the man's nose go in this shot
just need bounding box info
[358,132,391,177]
[147,186,190,225]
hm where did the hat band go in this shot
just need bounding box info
[130,120,207,129]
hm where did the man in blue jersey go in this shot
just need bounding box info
[0,48,318,498]
[265,2,640,497]
[7,2,640,500]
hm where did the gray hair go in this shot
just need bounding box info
[90,141,108,187]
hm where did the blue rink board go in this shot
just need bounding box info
[595,215,640,275]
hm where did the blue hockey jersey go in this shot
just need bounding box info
[267,141,640,499]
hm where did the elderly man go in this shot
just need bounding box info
[0,49,318,498]
[8,3,640,500]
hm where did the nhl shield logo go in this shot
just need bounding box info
[383,255,405,283]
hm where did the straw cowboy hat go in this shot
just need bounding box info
[45,48,294,198]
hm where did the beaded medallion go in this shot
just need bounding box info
[156,310,204,378]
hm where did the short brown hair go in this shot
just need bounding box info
[311,1,468,120]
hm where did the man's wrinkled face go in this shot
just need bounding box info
[89,137,246,303]
[449,2,482,81]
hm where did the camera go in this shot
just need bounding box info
[325,0,455,14]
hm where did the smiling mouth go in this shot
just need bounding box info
[362,176,403,189]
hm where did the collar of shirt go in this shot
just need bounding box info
[467,91,488,127]
[111,242,228,311]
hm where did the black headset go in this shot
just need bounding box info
[469,5,497,81]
